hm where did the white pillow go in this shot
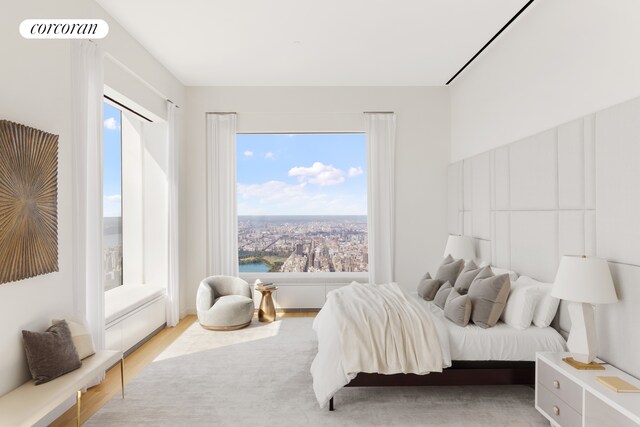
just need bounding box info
[478,262,519,283]
[533,286,560,327]
[513,276,559,327]
[52,317,96,360]
[490,267,519,284]
[500,277,541,329]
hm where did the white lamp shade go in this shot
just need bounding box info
[443,235,475,260]
[552,255,618,304]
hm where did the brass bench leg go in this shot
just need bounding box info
[120,358,125,399]
[76,390,82,427]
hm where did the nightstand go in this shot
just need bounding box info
[536,352,640,426]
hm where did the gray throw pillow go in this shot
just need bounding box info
[22,320,82,385]
[467,268,511,329]
[417,272,442,301]
[444,288,472,327]
[435,255,465,286]
[434,281,453,310]
[454,262,486,295]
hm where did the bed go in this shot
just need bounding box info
[310,283,566,410]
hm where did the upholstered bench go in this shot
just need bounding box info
[0,350,123,427]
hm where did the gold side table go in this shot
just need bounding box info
[256,287,278,322]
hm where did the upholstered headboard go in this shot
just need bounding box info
[448,96,640,379]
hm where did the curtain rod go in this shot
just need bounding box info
[206,112,237,114]
[104,94,152,122]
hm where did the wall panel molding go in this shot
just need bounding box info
[448,96,640,379]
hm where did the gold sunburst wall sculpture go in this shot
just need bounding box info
[0,120,59,284]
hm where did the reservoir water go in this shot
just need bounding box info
[239,262,270,273]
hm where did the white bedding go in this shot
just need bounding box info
[423,298,567,361]
[310,282,451,407]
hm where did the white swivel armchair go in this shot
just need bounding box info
[196,276,254,330]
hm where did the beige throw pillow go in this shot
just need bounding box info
[453,261,484,295]
[433,281,453,310]
[444,288,472,327]
[435,255,465,286]
[467,268,511,329]
[52,318,96,360]
[417,272,442,301]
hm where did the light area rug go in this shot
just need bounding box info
[88,317,548,426]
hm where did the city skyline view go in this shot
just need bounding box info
[103,102,123,290]
[237,134,368,272]
[238,215,368,273]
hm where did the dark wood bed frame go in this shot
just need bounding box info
[328,360,535,411]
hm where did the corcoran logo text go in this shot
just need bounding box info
[20,19,109,39]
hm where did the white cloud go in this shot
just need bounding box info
[264,151,274,159]
[237,181,365,215]
[348,166,363,177]
[104,117,119,130]
[103,194,121,217]
[243,150,254,157]
[238,181,308,203]
[288,162,345,186]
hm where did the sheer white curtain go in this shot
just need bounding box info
[365,113,397,285]
[166,102,181,326]
[71,40,105,350]
[206,113,239,276]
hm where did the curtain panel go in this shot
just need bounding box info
[206,113,239,277]
[365,113,397,285]
[71,40,105,350]
[167,102,181,326]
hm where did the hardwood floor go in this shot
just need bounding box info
[51,311,316,426]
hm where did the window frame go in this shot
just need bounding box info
[235,131,369,281]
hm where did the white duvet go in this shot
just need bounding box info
[310,282,451,407]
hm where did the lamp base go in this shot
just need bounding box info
[567,301,598,364]
[562,357,605,370]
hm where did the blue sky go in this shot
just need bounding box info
[237,133,367,215]
[103,102,122,217]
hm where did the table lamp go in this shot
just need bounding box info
[443,235,475,261]
[552,255,618,367]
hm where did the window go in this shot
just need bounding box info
[103,101,123,290]
[237,133,368,273]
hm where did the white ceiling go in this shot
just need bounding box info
[97,0,530,86]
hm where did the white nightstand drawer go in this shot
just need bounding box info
[538,384,582,427]
[538,358,583,413]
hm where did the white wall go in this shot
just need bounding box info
[121,113,170,289]
[142,122,169,289]
[450,0,640,162]
[183,86,450,312]
[0,0,184,398]
[0,5,74,399]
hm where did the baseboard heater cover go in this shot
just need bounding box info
[124,323,166,357]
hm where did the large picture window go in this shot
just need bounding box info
[236,133,368,273]
[103,101,123,290]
